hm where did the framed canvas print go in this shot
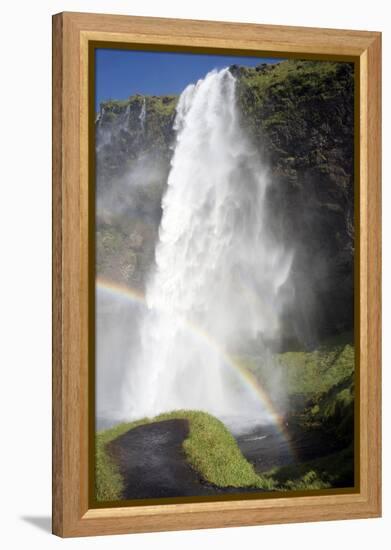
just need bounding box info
[52,12,381,537]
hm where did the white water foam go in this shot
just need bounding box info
[123,68,293,426]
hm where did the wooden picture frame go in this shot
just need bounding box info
[52,11,381,537]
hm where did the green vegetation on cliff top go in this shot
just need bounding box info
[100,94,177,119]
[236,60,354,172]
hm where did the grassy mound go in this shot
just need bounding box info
[96,410,273,502]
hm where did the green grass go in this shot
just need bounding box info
[98,95,177,130]
[100,95,177,117]
[264,444,354,491]
[96,339,356,501]
[276,343,354,396]
[233,339,355,492]
[236,59,354,175]
[238,60,349,102]
[238,341,354,401]
[96,410,274,502]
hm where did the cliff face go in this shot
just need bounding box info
[96,94,177,184]
[95,95,177,288]
[95,60,355,346]
[235,60,355,345]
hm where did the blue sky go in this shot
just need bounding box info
[95,48,281,107]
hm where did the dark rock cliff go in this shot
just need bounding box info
[234,60,355,345]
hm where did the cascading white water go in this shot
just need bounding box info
[124,68,293,426]
[139,98,146,131]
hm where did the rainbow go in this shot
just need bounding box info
[96,276,295,455]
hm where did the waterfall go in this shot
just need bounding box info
[96,106,105,125]
[121,103,131,131]
[139,98,146,131]
[124,68,293,426]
